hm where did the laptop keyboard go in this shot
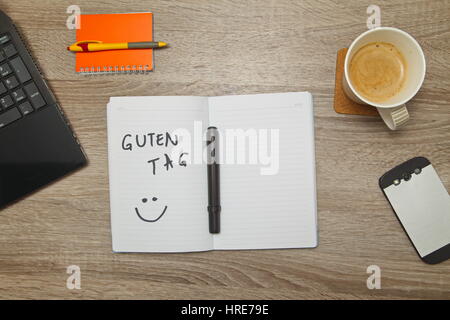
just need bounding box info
[0,33,46,129]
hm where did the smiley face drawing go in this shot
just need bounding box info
[134,196,168,223]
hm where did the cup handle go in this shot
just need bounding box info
[376,104,409,130]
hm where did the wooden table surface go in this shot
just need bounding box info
[0,0,449,300]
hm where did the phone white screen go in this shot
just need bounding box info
[384,164,450,257]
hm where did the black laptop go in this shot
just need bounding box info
[0,10,87,208]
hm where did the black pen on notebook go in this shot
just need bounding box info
[207,127,221,234]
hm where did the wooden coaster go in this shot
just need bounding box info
[334,48,379,116]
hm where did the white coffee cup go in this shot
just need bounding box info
[342,27,426,130]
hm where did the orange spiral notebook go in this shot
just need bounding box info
[75,12,154,74]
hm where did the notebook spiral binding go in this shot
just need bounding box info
[78,64,152,75]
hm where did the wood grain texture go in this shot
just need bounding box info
[0,0,449,299]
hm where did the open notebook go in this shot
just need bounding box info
[107,92,317,252]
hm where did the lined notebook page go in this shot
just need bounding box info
[108,97,212,252]
[208,93,317,250]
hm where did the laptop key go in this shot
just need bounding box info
[0,107,21,128]
[3,43,17,57]
[24,82,45,109]
[0,63,12,77]
[0,95,14,109]
[0,83,6,95]
[0,51,5,62]
[9,56,31,83]
[4,75,19,90]
[12,88,26,102]
[18,101,34,115]
[0,34,10,45]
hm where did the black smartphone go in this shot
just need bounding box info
[379,157,450,264]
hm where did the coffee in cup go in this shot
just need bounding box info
[349,42,407,103]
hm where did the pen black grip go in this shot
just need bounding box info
[208,205,221,234]
[207,163,220,234]
[207,163,220,205]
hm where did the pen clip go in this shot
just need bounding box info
[74,40,102,52]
